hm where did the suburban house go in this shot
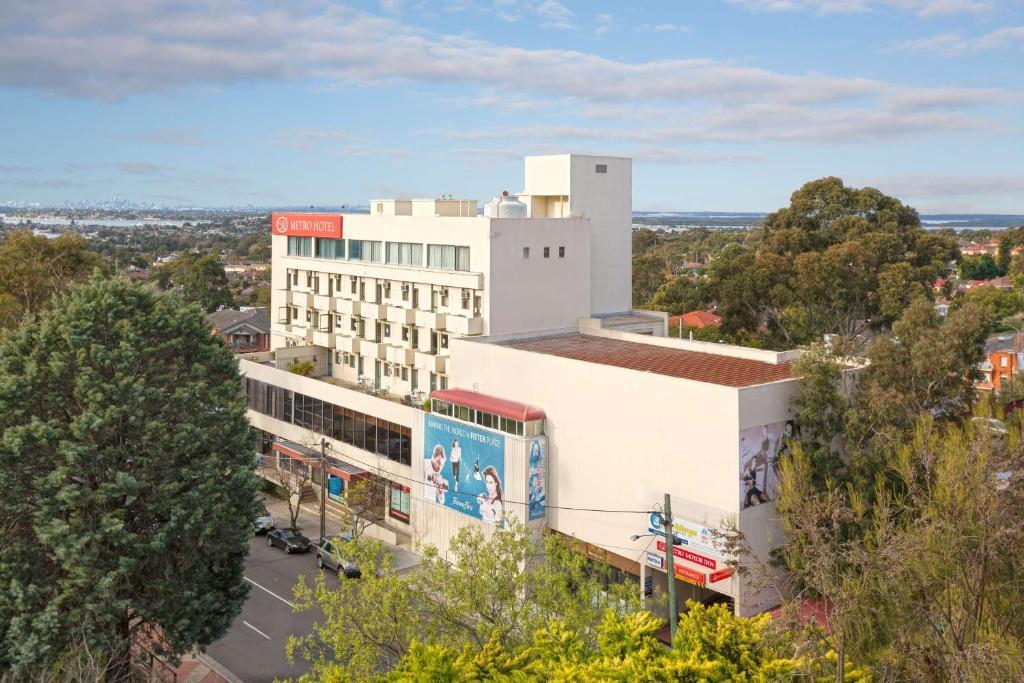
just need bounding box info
[207,307,270,353]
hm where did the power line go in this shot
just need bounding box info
[294,444,655,516]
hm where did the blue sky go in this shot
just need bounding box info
[0,0,1022,212]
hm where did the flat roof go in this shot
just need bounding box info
[496,334,794,388]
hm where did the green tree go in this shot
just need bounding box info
[288,521,643,682]
[181,253,234,312]
[707,178,956,349]
[959,254,1000,281]
[0,229,104,330]
[961,284,1023,320]
[632,253,669,306]
[776,420,1024,682]
[649,276,707,315]
[0,277,260,681]
[383,603,866,682]
[997,236,1012,275]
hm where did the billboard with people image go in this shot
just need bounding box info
[423,414,506,525]
[738,420,798,509]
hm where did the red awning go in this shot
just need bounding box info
[430,388,545,421]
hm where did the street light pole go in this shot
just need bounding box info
[320,438,327,541]
[663,492,677,642]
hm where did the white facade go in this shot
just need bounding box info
[446,327,801,617]
[270,155,634,399]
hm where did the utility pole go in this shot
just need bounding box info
[319,438,327,541]
[663,492,677,641]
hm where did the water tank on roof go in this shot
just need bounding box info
[483,190,527,218]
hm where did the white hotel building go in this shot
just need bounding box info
[241,154,807,619]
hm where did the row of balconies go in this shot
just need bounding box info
[285,287,480,321]
[284,292,483,336]
[307,329,447,373]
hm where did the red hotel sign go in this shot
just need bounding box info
[657,540,718,569]
[271,212,343,239]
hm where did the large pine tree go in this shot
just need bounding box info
[0,276,259,681]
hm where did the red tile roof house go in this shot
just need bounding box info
[668,310,722,329]
[206,307,270,353]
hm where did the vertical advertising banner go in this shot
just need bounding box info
[738,419,798,509]
[527,437,546,521]
[423,414,506,525]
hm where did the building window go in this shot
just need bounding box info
[315,238,345,259]
[427,244,456,270]
[401,282,410,301]
[462,289,471,309]
[386,242,424,267]
[559,246,565,258]
[287,237,312,257]
[595,164,607,173]
[350,277,358,295]
[440,333,449,349]
[427,244,471,271]
[401,366,409,381]
[383,282,391,299]
[349,240,382,263]
[523,247,530,259]
[389,484,411,522]
[543,247,550,258]
[402,326,410,342]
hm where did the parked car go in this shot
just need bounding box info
[313,536,361,578]
[252,508,274,535]
[267,528,311,554]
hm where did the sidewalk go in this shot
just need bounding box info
[261,494,422,573]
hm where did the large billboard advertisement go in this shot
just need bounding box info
[423,414,506,525]
[271,212,343,239]
[739,420,797,509]
[527,437,546,521]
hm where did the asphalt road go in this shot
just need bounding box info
[205,532,340,682]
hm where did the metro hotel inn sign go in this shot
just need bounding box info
[272,212,343,239]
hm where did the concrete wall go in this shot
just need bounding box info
[523,154,632,315]
[486,217,591,336]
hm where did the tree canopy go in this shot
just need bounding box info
[705,178,958,349]
[382,602,867,683]
[288,522,644,682]
[0,229,105,330]
[0,277,260,681]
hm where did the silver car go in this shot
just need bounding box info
[314,536,361,578]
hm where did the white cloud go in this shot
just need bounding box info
[853,174,1024,211]
[895,25,1024,54]
[726,0,993,15]
[0,0,1005,150]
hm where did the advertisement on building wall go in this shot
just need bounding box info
[527,437,546,521]
[738,419,798,509]
[271,212,343,238]
[423,414,506,525]
[647,512,727,559]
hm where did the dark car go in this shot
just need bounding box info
[267,528,310,554]
[314,536,361,578]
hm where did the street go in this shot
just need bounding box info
[204,529,338,682]
[203,498,420,682]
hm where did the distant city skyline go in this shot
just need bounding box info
[1,1,1022,213]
